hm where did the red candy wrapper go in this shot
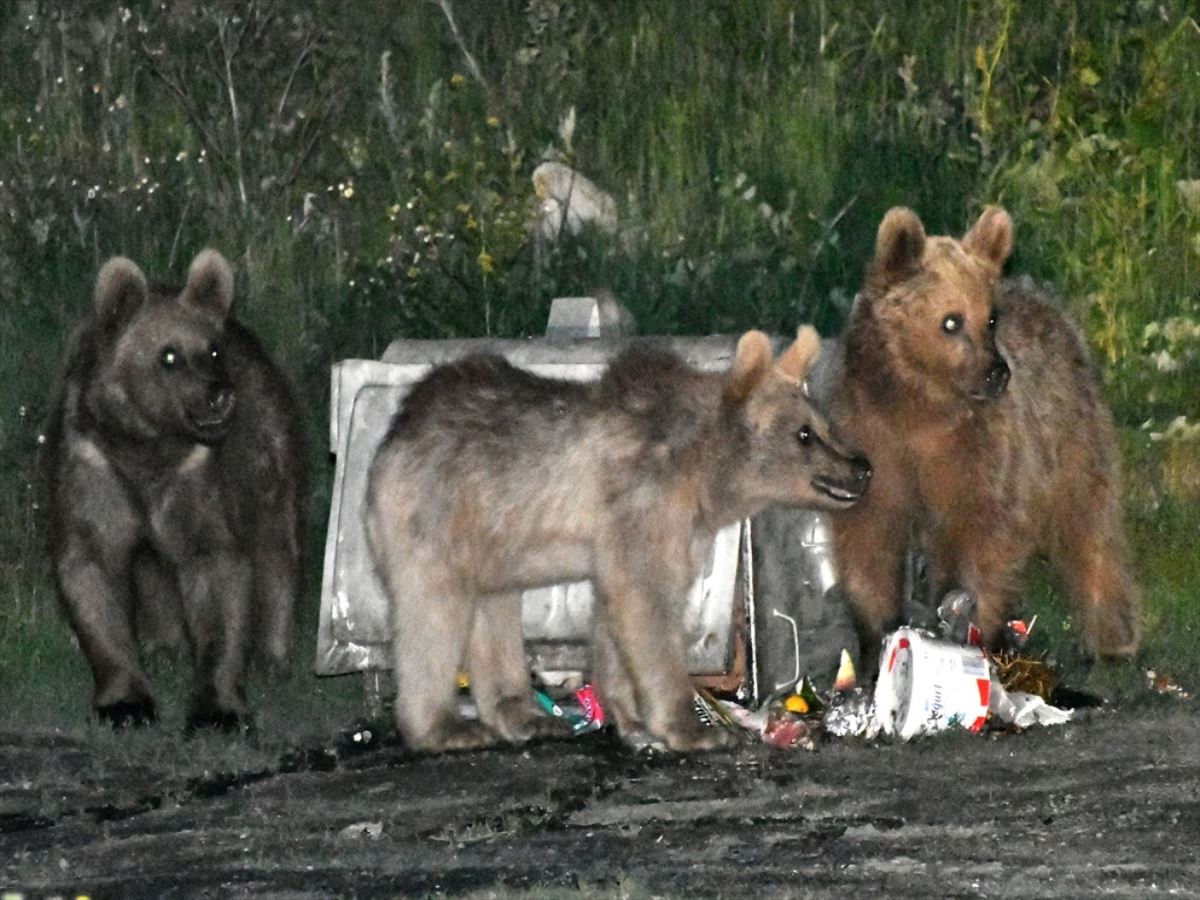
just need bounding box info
[575,683,606,726]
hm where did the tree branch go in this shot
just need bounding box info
[137,42,229,168]
[432,0,489,93]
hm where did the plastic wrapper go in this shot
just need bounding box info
[823,689,879,739]
[832,648,857,692]
[1146,669,1191,699]
[988,676,1073,728]
[695,689,816,751]
[533,683,607,736]
[937,589,981,647]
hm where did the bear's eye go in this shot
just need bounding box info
[796,425,813,447]
[942,314,963,334]
[209,344,220,361]
[988,309,999,331]
[160,347,179,369]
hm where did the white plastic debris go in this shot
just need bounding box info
[823,689,879,739]
[988,678,1073,728]
[531,161,617,241]
[338,821,383,840]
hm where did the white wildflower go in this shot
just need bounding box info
[1151,349,1180,373]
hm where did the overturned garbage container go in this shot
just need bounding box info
[315,297,858,710]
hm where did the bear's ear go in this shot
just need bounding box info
[962,206,1013,271]
[775,325,821,383]
[182,249,234,320]
[94,257,148,329]
[872,207,926,283]
[725,330,774,404]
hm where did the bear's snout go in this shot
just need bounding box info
[851,455,873,488]
[984,358,1010,398]
[810,452,872,506]
[188,382,236,442]
[205,383,234,417]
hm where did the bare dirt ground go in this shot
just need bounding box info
[3,700,1199,898]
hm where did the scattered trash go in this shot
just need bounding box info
[1147,669,1191,699]
[783,693,809,714]
[338,820,383,840]
[533,683,607,736]
[534,689,566,718]
[937,589,982,647]
[988,678,1073,728]
[696,689,815,751]
[1002,616,1037,652]
[874,627,992,739]
[571,683,606,734]
[532,595,1092,750]
[761,706,815,750]
[991,651,1058,701]
[823,688,878,739]
[832,648,857,692]
[987,624,1103,711]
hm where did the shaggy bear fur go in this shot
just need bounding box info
[830,207,1139,663]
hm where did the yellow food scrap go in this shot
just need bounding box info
[783,694,809,714]
[833,648,857,692]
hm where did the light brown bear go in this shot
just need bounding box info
[830,206,1140,664]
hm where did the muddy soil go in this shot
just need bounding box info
[2,701,1198,898]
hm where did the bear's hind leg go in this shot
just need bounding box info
[1053,499,1141,658]
[591,610,647,739]
[385,564,497,752]
[251,534,300,673]
[468,591,572,744]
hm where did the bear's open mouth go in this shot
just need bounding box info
[188,415,231,442]
[810,475,863,504]
[188,394,236,441]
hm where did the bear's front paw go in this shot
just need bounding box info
[97,696,158,729]
[185,700,252,737]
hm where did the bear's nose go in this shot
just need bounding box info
[985,359,1010,398]
[852,456,873,486]
[206,384,234,416]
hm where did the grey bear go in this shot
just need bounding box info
[40,249,306,731]
[365,327,871,753]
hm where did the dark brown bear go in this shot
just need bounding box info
[40,250,306,732]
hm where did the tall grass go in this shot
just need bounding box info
[1,0,1198,721]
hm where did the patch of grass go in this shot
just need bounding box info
[0,561,360,757]
[1020,430,1200,702]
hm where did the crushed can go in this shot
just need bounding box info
[873,627,992,739]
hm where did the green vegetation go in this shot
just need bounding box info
[2,1,1198,734]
